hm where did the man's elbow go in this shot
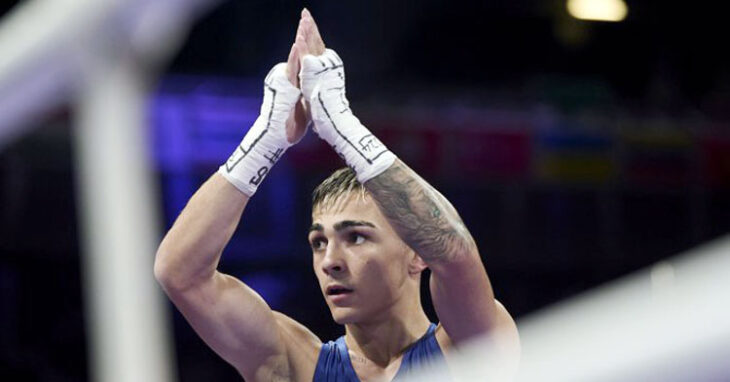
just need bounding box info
[154,248,175,289]
[154,244,192,293]
[491,300,521,359]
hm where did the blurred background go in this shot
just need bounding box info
[1,0,728,380]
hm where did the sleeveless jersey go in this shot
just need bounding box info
[313,323,445,382]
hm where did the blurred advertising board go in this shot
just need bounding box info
[534,125,615,185]
[619,119,694,188]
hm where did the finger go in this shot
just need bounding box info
[286,43,298,86]
[303,9,326,54]
[294,100,308,130]
[286,100,309,144]
[295,11,306,41]
[301,17,318,56]
[296,33,309,60]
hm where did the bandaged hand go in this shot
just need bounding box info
[299,49,396,183]
[218,63,301,196]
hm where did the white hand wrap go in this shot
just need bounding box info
[218,63,300,196]
[300,49,397,183]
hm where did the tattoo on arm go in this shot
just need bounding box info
[365,160,475,263]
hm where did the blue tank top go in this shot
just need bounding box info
[313,323,444,382]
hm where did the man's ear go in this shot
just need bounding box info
[408,251,428,275]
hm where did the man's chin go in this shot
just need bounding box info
[330,307,360,325]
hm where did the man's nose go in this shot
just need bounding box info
[321,243,347,275]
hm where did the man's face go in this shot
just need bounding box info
[309,193,417,324]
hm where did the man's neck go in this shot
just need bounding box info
[344,309,431,368]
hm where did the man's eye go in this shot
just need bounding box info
[350,233,365,245]
[311,238,327,251]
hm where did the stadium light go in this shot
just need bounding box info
[567,0,628,22]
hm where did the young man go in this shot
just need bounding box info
[154,9,519,382]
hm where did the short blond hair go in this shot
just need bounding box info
[311,167,367,213]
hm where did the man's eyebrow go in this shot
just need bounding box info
[309,223,324,233]
[333,220,376,231]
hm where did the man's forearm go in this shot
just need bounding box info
[156,58,300,291]
[297,48,476,265]
[154,174,249,290]
[365,160,476,265]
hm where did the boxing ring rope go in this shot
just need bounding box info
[403,234,730,382]
[0,1,220,381]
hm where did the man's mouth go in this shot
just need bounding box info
[326,285,354,296]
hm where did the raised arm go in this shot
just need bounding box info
[365,161,518,347]
[154,36,319,380]
[297,9,518,355]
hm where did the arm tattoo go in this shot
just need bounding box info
[365,160,475,263]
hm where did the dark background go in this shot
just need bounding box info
[1,0,729,380]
